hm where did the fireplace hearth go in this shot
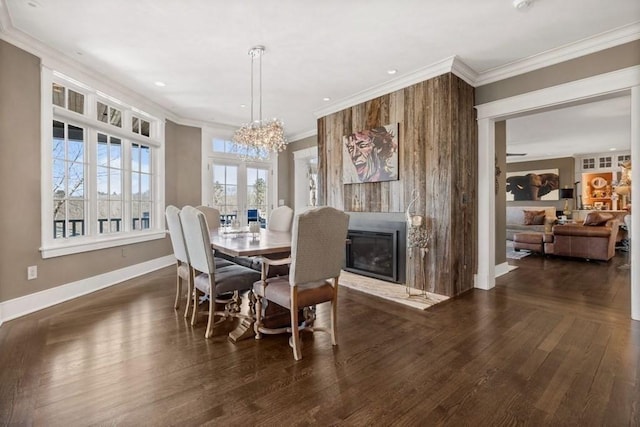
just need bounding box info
[344,219,406,283]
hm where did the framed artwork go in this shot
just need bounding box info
[506,168,560,201]
[342,123,399,184]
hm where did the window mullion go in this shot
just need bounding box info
[123,139,132,233]
[88,128,98,236]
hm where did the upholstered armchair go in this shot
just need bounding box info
[253,206,349,360]
[180,206,260,338]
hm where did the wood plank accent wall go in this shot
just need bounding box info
[317,73,477,297]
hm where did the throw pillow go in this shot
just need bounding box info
[523,210,545,225]
[583,211,614,226]
[531,213,546,225]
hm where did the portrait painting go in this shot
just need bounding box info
[342,123,399,184]
[506,168,560,201]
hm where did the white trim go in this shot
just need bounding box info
[631,85,639,321]
[476,22,640,86]
[0,255,174,324]
[451,56,479,87]
[40,231,166,259]
[475,66,640,321]
[477,66,640,119]
[495,262,517,278]
[314,56,457,118]
[293,146,318,160]
[476,118,496,290]
[287,129,317,143]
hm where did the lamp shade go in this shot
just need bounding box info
[559,188,574,199]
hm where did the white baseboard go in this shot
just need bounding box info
[0,255,174,326]
[495,262,517,277]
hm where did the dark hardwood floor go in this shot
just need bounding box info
[1,251,638,426]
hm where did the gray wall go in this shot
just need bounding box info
[165,120,202,208]
[0,40,204,303]
[476,40,640,104]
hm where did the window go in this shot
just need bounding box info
[52,120,87,238]
[131,143,152,230]
[618,154,631,164]
[132,116,150,137]
[207,137,275,226]
[582,158,595,170]
[212,164,238,225]
[42,69,164,258]
[599,156,612,168]
[97,133,123,234]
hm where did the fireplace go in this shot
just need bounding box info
[344,219,406,283]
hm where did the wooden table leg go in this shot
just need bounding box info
[228,290,256,343]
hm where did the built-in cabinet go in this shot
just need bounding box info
[576,152,631,211]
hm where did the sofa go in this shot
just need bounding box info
[506,206,557,241]
[544,212,620,261]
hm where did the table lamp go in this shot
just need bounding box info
[559,188,574,216]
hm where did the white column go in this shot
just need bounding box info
[631,86,639,321]
[476,118,496,290]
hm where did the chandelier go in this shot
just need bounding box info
[232,46,286,160]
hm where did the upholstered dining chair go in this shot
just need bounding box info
[180,205,261,338]
[267,205,294,232]
[253,206,349,360]
[196,205,221,231]
[165,205,193,317]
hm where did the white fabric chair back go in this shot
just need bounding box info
[180,206,216,275]
[165,205,189,264]
[289,207,349,285]
[196,205,221,230]
[268,206,294,232]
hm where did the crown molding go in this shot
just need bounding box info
[287,129,317,143]
[0,0,10,34]
[475,21,640,86]
[451,56,479,87]
[314,56,458,118]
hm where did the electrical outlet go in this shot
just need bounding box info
[27,265,37,280]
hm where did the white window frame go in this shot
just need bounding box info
[201,131,278,224]
[40,67,166,258]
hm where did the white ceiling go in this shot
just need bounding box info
[2,0,640,148]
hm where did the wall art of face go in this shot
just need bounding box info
[343,125,398,183]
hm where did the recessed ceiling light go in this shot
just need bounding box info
[240,104,246,108]
[323,97,331,102]
[27,1,40,8]
[76,51,83,56]
[387,69,397,75]
[609,148,617,151]
[513,0,533,9]
[154,81,166,87]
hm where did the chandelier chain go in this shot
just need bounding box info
[232,45,286,161]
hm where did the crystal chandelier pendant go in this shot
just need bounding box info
[232,46,286,161]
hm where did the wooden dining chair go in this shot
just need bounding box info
[165,205,193,317]
[253,206,349,360]
[180,205,261,338]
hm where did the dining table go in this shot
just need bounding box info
[210,227,292,343]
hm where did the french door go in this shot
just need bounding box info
[208,159,271,226]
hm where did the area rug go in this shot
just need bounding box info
[339,270,449,310]
[506,249,531,260]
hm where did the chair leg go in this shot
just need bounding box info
[254,293,263,340]
[330,277,338,346]
[205,278,215,338]
[174,263,181,310]
[290,287,302,360]
[183,273,192,319]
